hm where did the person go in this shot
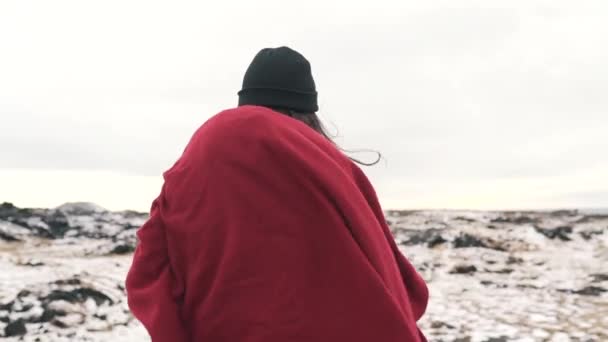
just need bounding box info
[126,46,429,342]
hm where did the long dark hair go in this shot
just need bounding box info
[272,107,381,166]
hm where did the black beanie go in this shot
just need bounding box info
[238,46,318,113]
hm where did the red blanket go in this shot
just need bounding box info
[126,106,428,341]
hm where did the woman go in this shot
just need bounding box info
[126,47,428,341]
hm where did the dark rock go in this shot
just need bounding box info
[110,244,135,255]
[549,210,579,217]
[5,319,27,337]
[454,216,476,223]
[535,226,573,241]
[23,261,45,267]
[399,229,447,248]
[2,202,147,241]
[0,230,20,242]
[574,286,607,296]
[386,210,418,217]
[73,288,113,306]
[46,211,71,238]
[513,216,537,224]
[491,215,536,225]
[452,233,506,251]
[17,290,31,298]
[93,313,107,320]
[430,321,456,329]
[576,214,608,223]
[482,337,509,342]
[487,225,497,229]
[0,301,13,311]
[558,286,607,296]
[24,224,54,239]
[450,265,477,275]
[52,319,69,328]
[0,202,16,210]
[44,288,113,306]
[0,315,9,323]
[13,303,33,313]
[427,235,447,248]
[507,256,524,265]
[453,233,488,248]
[124,223,140,230]
[453,337,472,342]
[1,204,97,239]
[591,274,608,283]
[54,278,81,286]
[36,308,66,323]
[17,208,35,216]
[10,216,53,239]
[0,203,19,221]
[487,268,514,274]
[118,210,148,219]
[580,230,604,240]
[480,280,508,288]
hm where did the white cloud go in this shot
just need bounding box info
[1,0,607,209]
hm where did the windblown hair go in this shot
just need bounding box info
[271,107,381,166]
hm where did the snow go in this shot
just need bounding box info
[25,217,49,230]
[0,221,32,240]
[1,205,607,341]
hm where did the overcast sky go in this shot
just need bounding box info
[1,0,607,211]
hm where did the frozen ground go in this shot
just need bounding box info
[1,202,606,341]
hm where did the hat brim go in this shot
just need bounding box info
[238,88,318,113]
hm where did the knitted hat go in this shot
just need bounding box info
[238,47,318,113]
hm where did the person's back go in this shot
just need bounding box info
[126,47,428,342]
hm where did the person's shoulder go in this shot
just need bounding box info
[201,105,319,145]
[207,105,284,127]
[187,105,352,169]
[182,106,295,156]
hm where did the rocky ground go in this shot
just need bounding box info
[0,202,606,341]
[388,210,608,342]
